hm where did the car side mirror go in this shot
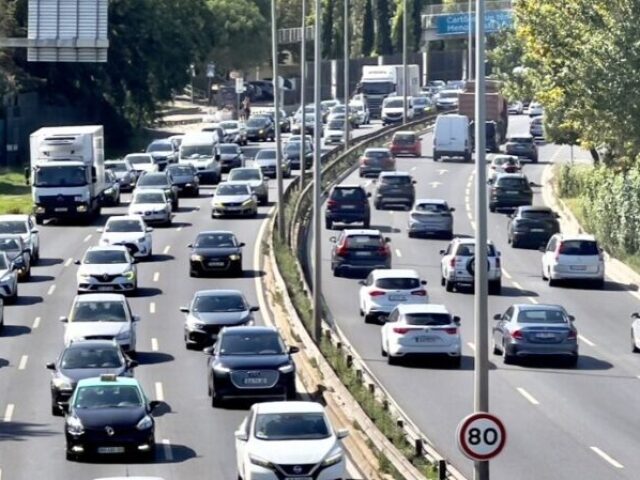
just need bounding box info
[96,227,103,233]
[249,306,260,312]
[149,400,161,411]
[146,227,153,232]
[289,346,300,354]
[203,346,215,355]
[74,260,81,265]
[632,312,640,319]
[453,316,461,325]
[421,280,427,285]
[234,430,248,442]
[412,180,417,184]
[45,362,55,370]
[538,246,546,252]
[31,228,38,233]
[59,404,69,415]
[568,315,576,322]
[450,207,455,212]
[439,249,445,255]
[529,181,536,187]
[179,307,189,313]
[238,242,246,248]
[133,315,140,322]
[336,428,350,439]
[24,167,30,185]
[384,237,391,243]
[187,244,193,248]
[59,316,68,323]
[367,192,372,197]
[493,314,502,320]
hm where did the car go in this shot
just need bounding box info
[47,340,137,416]
[540,234,605,287]
[349,101,370,125]
[98,215,153,259]
[211,182,258,218]
[201,123,227,144]
[381,304,462,366]
[489,173,534,212]
[390,131,422,157]
[435,89,460,110]
[0,252,18,303]
[134,171,179,210]
[254,148,292,179]
[330,229,391,277]
[227,167,269,205]
[530,116,545,138]
[373,171,416,210]
[245,116,275,142]
[188,230,245,276]
[218,143,245,173]
[325,184,371,230]
[488,154,521,182]
[507,206,560,248]
[504,134,538,162]
[290,113,317,136]
[321,99,341,112]
[105,160,137,191]
[412,95,433,116]
[219,120,248,146]
[631,312,640,353]
[235,401,348,480]
[358,269,428,323]
[358,148,395,177]
[492,304,578,366]
[103,170,121,206]
[381,96,414,125]
[327,105,359,128]
[0,214,40,263]
[508,101,524,114]
[64,374,158,461]
[323,118,350,145]
[284,138,313,170]
[0,235,31,281]
[407,199,455,238]
[128,189,172,226]
[75,246,138,294]
[440,238,502,294]
[178,133,222,184]
[258,108,290,133]
[62,293,140,353]
[125,153,158,174]
[146,138,178,169]
[181,289,258,349]
[168,134,184,149]
[205,326,298,405]
[166,163,200,197]
[528,101,544,116]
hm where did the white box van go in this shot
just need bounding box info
[179,132,221,183]
[433,114,471,162]
[381,96,414,125]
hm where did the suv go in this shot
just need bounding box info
[390,131,422,157]
[440,238,502,294]
[489,173,533,212]
[358,148,395,177]
[540,234,604,287]
[374,172,416,210]
[134,171,179,209]
[504,134,538,162]
[325,185,371,230]
[330,229,391,277]
[507,206,560,248]
[530,117,544,139]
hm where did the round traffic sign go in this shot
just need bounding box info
[456,413,506,461]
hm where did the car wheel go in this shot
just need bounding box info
[632,331,639,353]
[173,200,179,210]
[286,386,297,400]
[502,343,515,364]
[65,448,76,462]
[548,272,557,287]
[445,279,454,292]
[594,278,605,289]
[51,403,62,416]
[489,280,501,295]
[363,218,370,228]
[566,355,579,368]
[374,201,381,210]
[35,215,44,225]
[387,354,398,365]
[211,389,222,407]
[364,313,373,324]
[492,339,501,355]
[511,238,520,248]
[408,231,415,238]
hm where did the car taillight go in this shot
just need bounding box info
[449,257,456,267]
[327,199,338,209]
[393,327,410,334]
[336,243,348,256]
[555,244,562,261]
[378,244,391,256]
[511,330,524,340]
[443,327,458,335]
[411,289,427,296]
[567,329,577,340]
[369,290,386,297]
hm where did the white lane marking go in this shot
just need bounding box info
[578,334,595,347]
[64,257,73,267]
[395,249,402,258]
[3,404,14,422]
[155,382,164,401]
[527,297,539,304]
[254,205,277,328]
[590,447,624,469]
[83,234,92,242]
[502,270,512,279]
[162,439,173,461]
[151,338,159,352]
[511,281,523,290]
[18,355,28,371]
[470,220,477,230]
[177,226,183,232]
[464,195,470,205]
[438,169,448,175]
[467,342,476,351]
[516,387,540,405]
[467,212,473,221]
[163,245,170,254]
[465,188,470,196]
[149,302,156,314]
[47,284,56,296]
[429,181,442,188]
[410,166,417,171]
[32,317,41,329]
[153,272,160,282]
[0,466,3,480]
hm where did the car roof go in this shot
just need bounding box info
[343,229,382,236]
[255,401,325,415]
[76,375,140,388]
[0,214,29,221]
[397,303,450,314]
[371,269,419,279]
[508,134,533,139]
[415,198,448,205]
[133,188,166,195]
[195,230,236,236]
[139,172,166,178]
[74,293,127,302]
[106,215,144,222]
[556,233,597,242]
[454,237,495,245]
[333,184,364,190]
[193,289,244,297]
[495,173,527,179]
[393,131,416,136]
[518,206,552,213]
[379,171,412,177]
[219,143,240,147]
[85,245,129,253]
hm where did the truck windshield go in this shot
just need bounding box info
[180,145,213,158]
[34,165,87,187]
[361,82,395,95]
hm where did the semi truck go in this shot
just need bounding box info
[457,79,509,144]
[27,126,107,224]
[357,65,420,119]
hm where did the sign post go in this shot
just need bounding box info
[457,413,506,463]
[235,77,245,120]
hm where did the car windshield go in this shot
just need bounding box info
[127,155,152,165]
[247,117,268,127]
[376,277,420,289]
[133,192,165,204]
[220,121,239,130]
[415,203,448,213]
[497,177,529,189]
[559,240,599,255]
[71,301,127,322]
[0,238,20,251]
[256,150,276,160]
[405,313,452,326]
[328,121,344,129]
[74,385,142,409]
[194,233,236,248]
[0,221,27,234]
[105,220,143,233]
[509,137,533,144]
[217,184,250,196]
[193,294,246,312]
[331,106,346,113]
[384,99,404,108]
[286,142,312,154]
[34,165,87,187]
[229,169,260,181]
[455,244,496,256]
[218,332,285,356]
[254,412,330,440]
[331,187,365,201]
[380,176,412,186]
[181,145,214,158]
[106,163,127,172]
[413,97,428,106]
[517,309,568,324]
[61,346,123,369]
[365,150,391,159]
[219,145,239,154]
[147,141,172,152]
[83,250,128,264]
[521,209,554,220]
[138,175,167,187]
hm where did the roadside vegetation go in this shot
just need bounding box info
[0,169,31,214]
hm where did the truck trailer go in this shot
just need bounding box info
[357,65,420,119]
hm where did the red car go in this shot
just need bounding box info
[390,131,422,157]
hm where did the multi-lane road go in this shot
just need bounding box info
[313,115,640,480]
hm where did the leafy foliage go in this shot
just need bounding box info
[361,0,375,56]
[374,0,393,55]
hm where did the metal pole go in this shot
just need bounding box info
[473,0,488,479]
[300,0,307,185]
[343,0,350,148]
[312,0,323,343]
[272,0,285,240]
[468,0,473,80]
[402,0,408,124]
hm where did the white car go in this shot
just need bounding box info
[0,214,40,263]
[440,238,502,294]
[61,293,139,353]
[527,102,544,117]
[323,119,349,145]
[381,304,462,367]
[235,401,348,480]
[507,101,524,114]
[0,252,18,304]
[128,189,172,226]
[125,153,158,174]
[98,215,153,259]
[75,246,137,294]
[488,154,521,182]
[359,269,428,323]
[541,234,604,287]
[631,313,640,353]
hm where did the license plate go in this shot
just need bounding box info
[570,265,587,271]
[387,197,406,202]
[285,477,312,480]
[225,207,240,211]
[415,336,438,343]
[97,286,113,291]
[536,333,556,339]
[244,377,269,385]
[507,190,519,194]
[531,228,545,232]
[97,446,125,454]
[54,207,68,212]
[354,251,371,256]
[341,205,356,209]
[389,295,407,302]
[208,262,225,267]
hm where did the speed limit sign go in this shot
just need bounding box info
[456,413,506,461]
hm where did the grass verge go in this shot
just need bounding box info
[0,169,32,214]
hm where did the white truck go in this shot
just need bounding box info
[28,126,107,224]
[357,65,420,119]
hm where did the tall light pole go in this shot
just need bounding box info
[468,0,473,80]
[312,0,322,343]
[473,0,488,478]
[271,0,285,239]
[402,0,408,124]
[343,0,350,148]
[300,0,307,187]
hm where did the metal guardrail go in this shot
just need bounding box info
[277,26,314,45]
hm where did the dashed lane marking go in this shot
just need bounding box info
[149,302,156,314]
[3,404,14,422]
[395,249,402,258]
[502,270,512,279]
[590,447,624,469]
[163,246,170,254]
[32,317,41,329]
[155,382,164,402]
[151,338,159,352]
[517,387,540,405]
[578,334,596,347]
[512,280,523,290]
[153,272,160,282]
[18,355,28,370]
[47,285,56,296]
[467,342,476,351]
[162,439,173,461]
[177,226,183,232]
[64,257,73,267]
[527,297,539,304]
[83,234,92,243]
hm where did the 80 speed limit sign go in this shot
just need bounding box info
[456,413,506,461]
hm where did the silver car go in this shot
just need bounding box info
[75,246,137,295]
[105,160,138,191]
[254,148,291,179]
[227,167,268,205]
[0,214,40,262]
[0,235,31,281]
[408,199,454,238]
[211,182,258,218]
[0,252,18,303]
[219,120,248,146]
[492,304,578,366]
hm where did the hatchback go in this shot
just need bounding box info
[188,230,245,276]
[488,155,521,182]
[325,185,371,229]
[254,148,292,179]
[540,234,604,287]
[408,199,455,238]
[358,148,395,177]
[489,173,533,212]
[75,247,137,294]
[390,131,422,157]
[504,134,538,162]
[330,229,391,276]
[374,171,416,210]
[134,172,179,209]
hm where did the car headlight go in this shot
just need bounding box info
[137,236,146,243]
[213,364,231,373]
[77,272,91,280]
[242,199,254,206]
[212,202,223,208]
[66,415,84,435]
[52,376,72,390]
[136,415,153,431]
[116,331,131,340]
[259,129,264,134]
[322,448,344,467]
[249,453,274,470]
[123,270,136,280]
[190,254,203,261]
[229,254,241,261]
[278,363,294,373]
[105,187,114,194]
[188,319,206,330]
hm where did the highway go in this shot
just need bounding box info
[0,121,380,479]
[311,114,640,480]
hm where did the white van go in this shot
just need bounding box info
[381,96,414,125]
[433,114,471,162]
[178,132,221,184]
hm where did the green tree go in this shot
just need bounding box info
[361,0,375,56]
[375,0,393,55]
[321,0,335,58]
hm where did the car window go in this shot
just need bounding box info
[517,309,568,324]
[415,203,448,213]
[194,233,237,248]
[393,134,416,144]
[497,177,529,189]
[83,250,129,264]
[559,240,599,255]
[193,294,246,312]
[521,210,554,220]
[454,244,496,256]
[218,332,285,356]
[217,184,250,196]
[547,237,557,251]
[229,169,260,181]
[365,150,391,159]
[71,301,127,322]
[345,235,383,248]
[375,277,420,289]
[105,220,143,233]
[133,192,165,203]
[509,137,533,144]
[74,385,142,409]
[168,165,195,175]
[256,150,277,160]
[254,413,330,441]
[0,238,21,251]
[219,145,240,154]
[61,346,123,369]
[404,313,451,326]
[138,175,167,186]
[331,187,365,201]
[380,176,412,186]
[387,309,399,323]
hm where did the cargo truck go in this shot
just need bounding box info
[27,126,107,224]
[457,80,509,145]
[357,65,420,119]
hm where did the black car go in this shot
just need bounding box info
[373,172,416,210]
[103,170,121,206]
[47,340,136,416]
[489,173,534,212]
[166,164,200,197]
[325,185,371,230]
[284,140,313,170]
[508,206,560,248]
[504,134,538,162]
[260,109,290,133]
[134,171,179,209]
[205,326,298,406]
[188,230,245,277]
[470,120,500,153]
[331,229,392,277]
[245,116,275,142]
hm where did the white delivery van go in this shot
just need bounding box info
[178,132,221,184]
[432,114,471,162]
[381,96,414,125]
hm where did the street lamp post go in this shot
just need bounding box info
[300,0,307,187]
[468,0,473,80]
[343,0,350,148]
[312,0,322,343]
[271,0,285,240]
[189,64,196,104]
[402,0,408,124]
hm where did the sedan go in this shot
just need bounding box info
[181,289,258,349]
[254,148,292,179]
[188,230,245,277]
[128,189,172,226]
[166,163,200,197]
[105,159,137,191]
[0,252,18,304]
[227,167,268,205]
[98,215,153,259]
[407,199,454,238]
[492,304,578,366]
[284,140,313,170]
[211,182,258,218]
[245,116,275,142]
[146,138,178,168]
[125,153,158,175]
[75,246,138,294]
[205,326,298,406]
[134,172,179,209]
[218,143,245,173]
[0,235,31,281]
[0,214,40,262]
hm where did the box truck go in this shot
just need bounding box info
[457,79,509,144]
[357,65,420,119]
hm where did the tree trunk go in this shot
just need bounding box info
[590,147,600,165]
